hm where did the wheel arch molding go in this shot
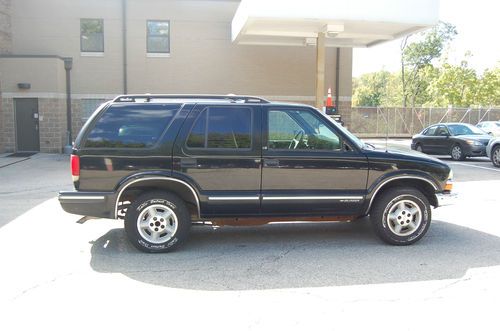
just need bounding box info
[365,174,440,214]
[114,173,201,219]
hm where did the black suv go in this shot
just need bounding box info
[59,94,454,252]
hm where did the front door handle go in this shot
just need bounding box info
[180,158,198,168]
[264,159,279,167]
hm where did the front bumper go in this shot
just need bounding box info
[435,192,458,207]
[464,144,487,157]
[58,191,116,218]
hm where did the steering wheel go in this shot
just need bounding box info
[289,130,305,149]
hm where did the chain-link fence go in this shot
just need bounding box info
[349,107,500,137]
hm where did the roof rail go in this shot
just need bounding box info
[112,94,270,104]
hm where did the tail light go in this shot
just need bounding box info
[71,155,80,182]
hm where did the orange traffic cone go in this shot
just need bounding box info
[326,87,333,107]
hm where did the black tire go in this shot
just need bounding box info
[124,191,191,253]
[415,143,423,153]
[450,144,466,161]
[492,145,500,168]
[370,187,431,245]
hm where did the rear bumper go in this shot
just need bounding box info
[58,191,116,218]
[435,192,458,207]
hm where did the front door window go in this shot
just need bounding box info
[268,109,342,151]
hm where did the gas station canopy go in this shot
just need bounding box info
[232,0,440,47]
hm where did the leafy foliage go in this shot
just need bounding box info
[401,22,457,107]
[353,22,500,108]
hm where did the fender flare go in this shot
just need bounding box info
[365,175,439,214]
[114,176,200,219]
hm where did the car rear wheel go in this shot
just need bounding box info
[371,187,431,245]
[124,191,191,253]
[492,145,500,168]
[450,144,465,161]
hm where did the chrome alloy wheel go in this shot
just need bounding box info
[451,145,462,160]
[493,147,500,166]
[136,204,178,244]
[387,200,422,236]
[416,144,423,152]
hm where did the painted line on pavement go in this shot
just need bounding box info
[0,157,30,169]
[452,162,500,173]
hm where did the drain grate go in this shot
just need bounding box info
[7,152,37,157]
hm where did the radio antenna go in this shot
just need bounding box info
[378,107,389,152]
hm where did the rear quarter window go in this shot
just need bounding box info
[84,103,180,148]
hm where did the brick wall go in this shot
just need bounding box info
[71,99,84,140]
[1,97,14,152]
[0,97,66,153]
[338,101,353,128]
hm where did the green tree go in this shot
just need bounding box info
[476,66,500,106]
[428,56,478,107]
[401,21,457,107]
[352,71,392,107]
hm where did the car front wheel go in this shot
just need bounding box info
[371,188,431,245]
[124,191,191,253]
[451,144,465,161]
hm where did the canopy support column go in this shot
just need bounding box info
[315,32,326,110]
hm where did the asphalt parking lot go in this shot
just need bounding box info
[1,142,500,330]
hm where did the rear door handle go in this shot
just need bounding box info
[264,159,279,167]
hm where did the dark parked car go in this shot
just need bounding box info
[411,123,491,161]
[59,94,454,252]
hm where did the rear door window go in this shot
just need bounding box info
[186,106,252,149]
[85,103,179,148]
[425,126,437,136]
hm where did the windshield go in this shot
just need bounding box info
[447,123,486,136]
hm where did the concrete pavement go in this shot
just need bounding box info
[0,153,72,228]
[1,152,500,330]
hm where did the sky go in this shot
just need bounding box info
[352,0,500,77]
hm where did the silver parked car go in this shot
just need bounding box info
[486,137,500,167]
[477,121,500,137]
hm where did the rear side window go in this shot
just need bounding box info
[424,126,437,136]
[186,106,252,149]
[85,104,179,148]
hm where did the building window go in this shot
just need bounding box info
[80,19,104,53]
[147,20,170,55]
[82,99,106,120]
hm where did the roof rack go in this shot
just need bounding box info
[112,94,270,104]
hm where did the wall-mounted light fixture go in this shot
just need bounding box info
[17,83,31,89]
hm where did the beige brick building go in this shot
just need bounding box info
[0,0,354,153]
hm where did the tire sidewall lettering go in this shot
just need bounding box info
[136,199,177,212]
[138,237,178,250]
